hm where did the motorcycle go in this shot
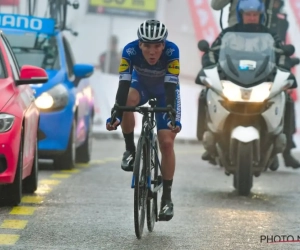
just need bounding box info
[197,32,297,196]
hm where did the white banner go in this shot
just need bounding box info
[90,71,203,141]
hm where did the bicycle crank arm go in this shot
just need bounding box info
[152,183,163,193]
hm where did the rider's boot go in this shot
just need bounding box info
[283,150,300,169]
[269,155,279,171]
[158,179,174,221]
[121,132,135,172]
[202,151,217,165]
[121,150,135,172]
[159,199,174,221]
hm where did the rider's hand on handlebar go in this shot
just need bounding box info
[166,105,181,133]
[106,117,121,131]
[106,106,122,131]
[167,120,181,133]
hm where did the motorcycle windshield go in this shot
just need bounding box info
[219,32,276,87]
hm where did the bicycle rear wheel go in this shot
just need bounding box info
[134,137,148,239]
[147,133,159,232]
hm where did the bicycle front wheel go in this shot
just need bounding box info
[134,136,148,239]
[147,133,159,232]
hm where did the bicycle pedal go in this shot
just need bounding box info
[157,175,162,185]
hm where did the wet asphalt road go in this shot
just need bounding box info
[0,137,300,250]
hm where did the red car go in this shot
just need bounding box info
[0,31,48,206]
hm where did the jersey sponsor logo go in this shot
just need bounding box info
[126,47,136,56]
[175,89,181,121]
[119,58,129,72]
[119,73,131,81]
[134,66,165,77]
[167,60,180,75]
[167,77,178,82]
[165,48,175,56]
[164,75,178,84]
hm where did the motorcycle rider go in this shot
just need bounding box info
[211,0,286,32]
[198,0,300,169]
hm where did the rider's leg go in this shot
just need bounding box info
[157,130,176,199]
[282,92,300,168]
[197,88,207,141]
[154,91,178,221]
[199,88,217,165]
[122,87,139,147]
[120,82,148,172]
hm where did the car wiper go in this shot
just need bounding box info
[12,47,32,52]
[12,47,44,53]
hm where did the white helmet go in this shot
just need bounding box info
[137,20,168,43]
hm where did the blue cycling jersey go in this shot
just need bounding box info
[119,39,180,85]
[116,39,181,128]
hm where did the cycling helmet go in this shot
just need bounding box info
[236,0,265,24]
[137,20,168,43]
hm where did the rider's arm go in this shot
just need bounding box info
[164,82,181,123]
[211,0,231,10]
[268,29,298,88]
[114,45,134,117]
[202,31,225,67]
[164,43,181,121]
[269,30,291,70]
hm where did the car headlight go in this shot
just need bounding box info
[221,80,271,102]
[0,114,14,132]
[35,92,54,109]
[35,84,68,111]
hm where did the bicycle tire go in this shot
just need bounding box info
[147,133,159,232]
[134,136,148,239]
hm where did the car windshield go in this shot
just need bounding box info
[5,32,60,70]
[219,32,276,86]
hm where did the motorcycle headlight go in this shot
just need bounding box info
[0,114,14,132]
[221,81,271,102]
[250,83,272,102]
[222,81,241,101]
[35,84,68,111]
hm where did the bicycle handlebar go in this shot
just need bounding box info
[110,104,176,128]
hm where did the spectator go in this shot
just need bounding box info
[97,35,121,75]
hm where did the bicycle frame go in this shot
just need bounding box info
[130,107,160,190]
[110,102,175,191]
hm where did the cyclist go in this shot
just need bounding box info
[106,20,182,221]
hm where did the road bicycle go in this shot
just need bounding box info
[111,99,175,239]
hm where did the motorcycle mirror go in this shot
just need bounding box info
[282,44,295,56]
[198,40,210,53]
[200,77,213,88]
[281,79,294,90]
[290,57,300,67]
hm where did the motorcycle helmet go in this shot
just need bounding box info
[236,0,265,24]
